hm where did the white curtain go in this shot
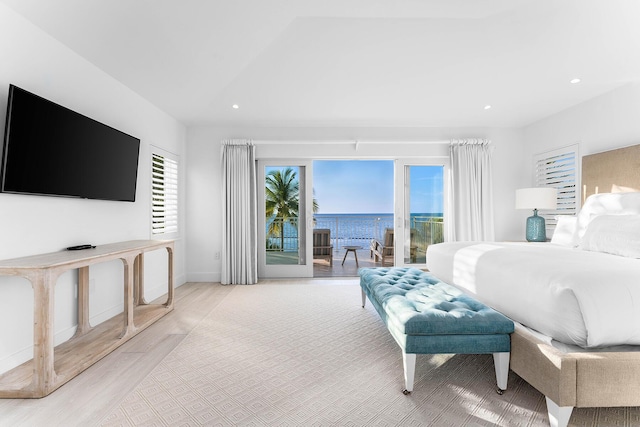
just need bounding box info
[221,139,258,284]
[449,139,495,242]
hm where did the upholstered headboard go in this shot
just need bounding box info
[581,143,640,203]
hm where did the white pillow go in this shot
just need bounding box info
[579,214,640,258]
[550,216,577,246]
[576,192,640,240]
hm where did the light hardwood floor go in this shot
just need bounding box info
[0,282,235,426]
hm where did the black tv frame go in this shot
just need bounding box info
[0,85,141,202]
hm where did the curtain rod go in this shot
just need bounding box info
[253,139,450,146]
[450,138,491,146]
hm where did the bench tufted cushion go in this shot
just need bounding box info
[359,267,514,337]
[360,267,513,390]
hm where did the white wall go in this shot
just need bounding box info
[186,126,527,282]
[523,82,640,192]
[0,4,187,373]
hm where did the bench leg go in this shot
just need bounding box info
[402,352,416,394]
[361,289,367,308]
[493,352,510,393]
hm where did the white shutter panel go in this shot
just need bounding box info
[152,151,179,235]
[533,144,579,235]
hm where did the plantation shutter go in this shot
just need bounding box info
[533,144,579,235]
[152,150,179,236]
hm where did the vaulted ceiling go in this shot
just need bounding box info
[3,0,640,128]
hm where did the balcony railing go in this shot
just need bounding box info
[314,215,393,250]
[266,217,300,252]
[266,215,444,252]
[409,216,445,254]
[265,215,444,257]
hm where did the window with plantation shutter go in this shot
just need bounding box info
[151,148,178,236]
[533,144,580,235]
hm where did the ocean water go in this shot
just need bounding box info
[314,213,393,244]
[266,213,442,251]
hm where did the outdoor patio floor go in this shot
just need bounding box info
[265,247,424,277]
[313,247,382,277]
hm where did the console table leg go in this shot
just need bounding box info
[165,247,174,308]
[134,254,148,305]
[31,271,57,395]
[73,266,92,337]
[120,255,138,339]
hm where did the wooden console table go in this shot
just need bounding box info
[0,240,174,398]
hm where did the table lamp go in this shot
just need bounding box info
[515,187,557,242]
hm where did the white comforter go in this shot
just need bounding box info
[426,242,640,348]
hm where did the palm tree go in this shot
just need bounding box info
[265,168,299,251]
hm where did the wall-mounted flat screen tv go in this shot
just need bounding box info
[0,85,140,202]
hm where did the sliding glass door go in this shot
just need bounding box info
[255,157,447,277]
[395,159,448,267]
[257,160,313,278]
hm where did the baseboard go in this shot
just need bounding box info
[174,273,187,288]
[0,322,83,374]
[186,272,221,283]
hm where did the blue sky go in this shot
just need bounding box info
[313,160,394,213]
[265,161,444,214]
[406,163,445,215]
[313,160,443,214]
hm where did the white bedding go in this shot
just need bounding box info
[426,241,640,348]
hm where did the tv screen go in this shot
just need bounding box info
[0,85,140,202]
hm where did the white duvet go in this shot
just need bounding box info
[426,242,640,348]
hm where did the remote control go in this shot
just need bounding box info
[66,244,96,251]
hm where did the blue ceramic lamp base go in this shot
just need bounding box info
[526,209,547,242]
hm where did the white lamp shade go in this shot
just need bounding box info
[515,187,557,210]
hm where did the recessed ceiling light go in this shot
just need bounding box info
[232,104,239,109]
[484,105,492,110]
[570,78,581,84]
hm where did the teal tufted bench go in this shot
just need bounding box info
[359,267,514,394]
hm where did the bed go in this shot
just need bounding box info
[426,144,640,427]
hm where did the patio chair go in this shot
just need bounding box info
[372,228,395,266]
[313,228,333,266]
[371,227,418,265]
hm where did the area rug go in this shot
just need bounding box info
[100,283,640,426]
